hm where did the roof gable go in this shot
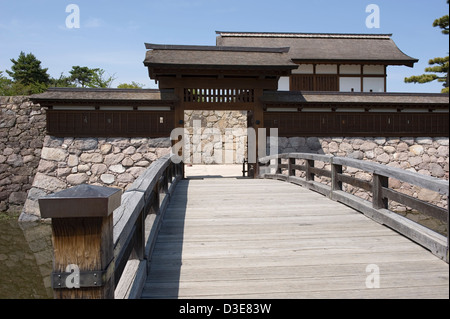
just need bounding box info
[216,32,418,67]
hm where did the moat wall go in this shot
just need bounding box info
[0,96,47,215]
[1,97,448,225]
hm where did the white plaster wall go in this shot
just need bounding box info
[340,77,361,92]
[340,65,361,74]
[278,76,290,91]
[363,77,384,92]
[293,64,314,74]
[316,64,338,74]
[363,65,385,75]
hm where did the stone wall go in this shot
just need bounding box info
[184,110,247,164]
[1,96,448,227]
[277,137,449,180]
[21,136,171,220]
[276,136,449,234]
[0,96,47,215]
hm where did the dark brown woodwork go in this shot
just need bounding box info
[46,110,175,137]
[264,111,449,137]
[290,74,339,91]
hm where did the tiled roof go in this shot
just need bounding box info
[216,32,418,67]
[30,88,178,103]
[144,43,298,69]
[261,91,450,105]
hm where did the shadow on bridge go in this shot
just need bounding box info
[145,179,189,299]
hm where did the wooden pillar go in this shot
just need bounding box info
[173,88,185,178]
[331,163,343,192]
[288,157,296,177]
[305,159,315,181]
[39,184,122,299]
[447,196,449,263]
[253,88,265,178]
[373,173,389,209]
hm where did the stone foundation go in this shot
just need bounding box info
[0,97,46,215]
[20,136,171,220]
[1,96,448,227]
[184,110,247,164]
[276,136,449,234]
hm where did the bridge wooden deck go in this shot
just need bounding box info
[141,177,449,299]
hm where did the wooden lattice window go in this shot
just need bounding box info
[184,88,255,103]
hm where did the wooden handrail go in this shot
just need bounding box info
[259,153,449,262]
[39,154,184,299]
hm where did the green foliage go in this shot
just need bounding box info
[69,66,116,88]
[0,71,13,95]
[404,56,449,86]
[1,70,48,95]
[50,73,77,88]
[6,51,50,86]
[1,52,126,96]
[433,0,449,34]
[117,81,145,89]
[1,52,51,95]
[69,66,95,88]
[89,68,116,88]
[404,1,449,93]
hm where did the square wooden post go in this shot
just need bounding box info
[331,163,343,192]
[306,159,315,181]
[288,157,296,177]
[373,173,389,209]
[39,184,122,299]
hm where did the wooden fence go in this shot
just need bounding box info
[259,153,449,263]
[39,154,183,299]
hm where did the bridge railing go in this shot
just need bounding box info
[259,153,449,263]
[39,154,183,299]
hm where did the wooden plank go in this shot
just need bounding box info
[382,187,448,222]
[142,178,448,299]
[332,156,449,196]
[115,259,146,299]
[332,190,448,260]
[337,172,372,192]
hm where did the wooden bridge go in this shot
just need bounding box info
[39,154,449,299]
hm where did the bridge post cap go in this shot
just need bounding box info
[38,184,122,219]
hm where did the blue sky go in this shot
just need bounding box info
[0,0,448,92]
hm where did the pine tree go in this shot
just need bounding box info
[404,1,449,93]
[6,51,50,86]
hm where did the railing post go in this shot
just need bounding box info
[151,181,161,215]
[331,162,343,192]
[38,184,121,299]
[132,209,145,261]
[373,173,389,209]
[276,157,282,175]
[288,156,296,177]
[306,159,315,181]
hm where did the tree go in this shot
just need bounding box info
[69,66,96,88]
[1,69,48,96]
[117,81,145,89]
[89,68,116,88]
[404,1,449,93]
[69,66,115,88]
[50,72,77,88]
[0,71,13,95]
[6,51,50,86]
